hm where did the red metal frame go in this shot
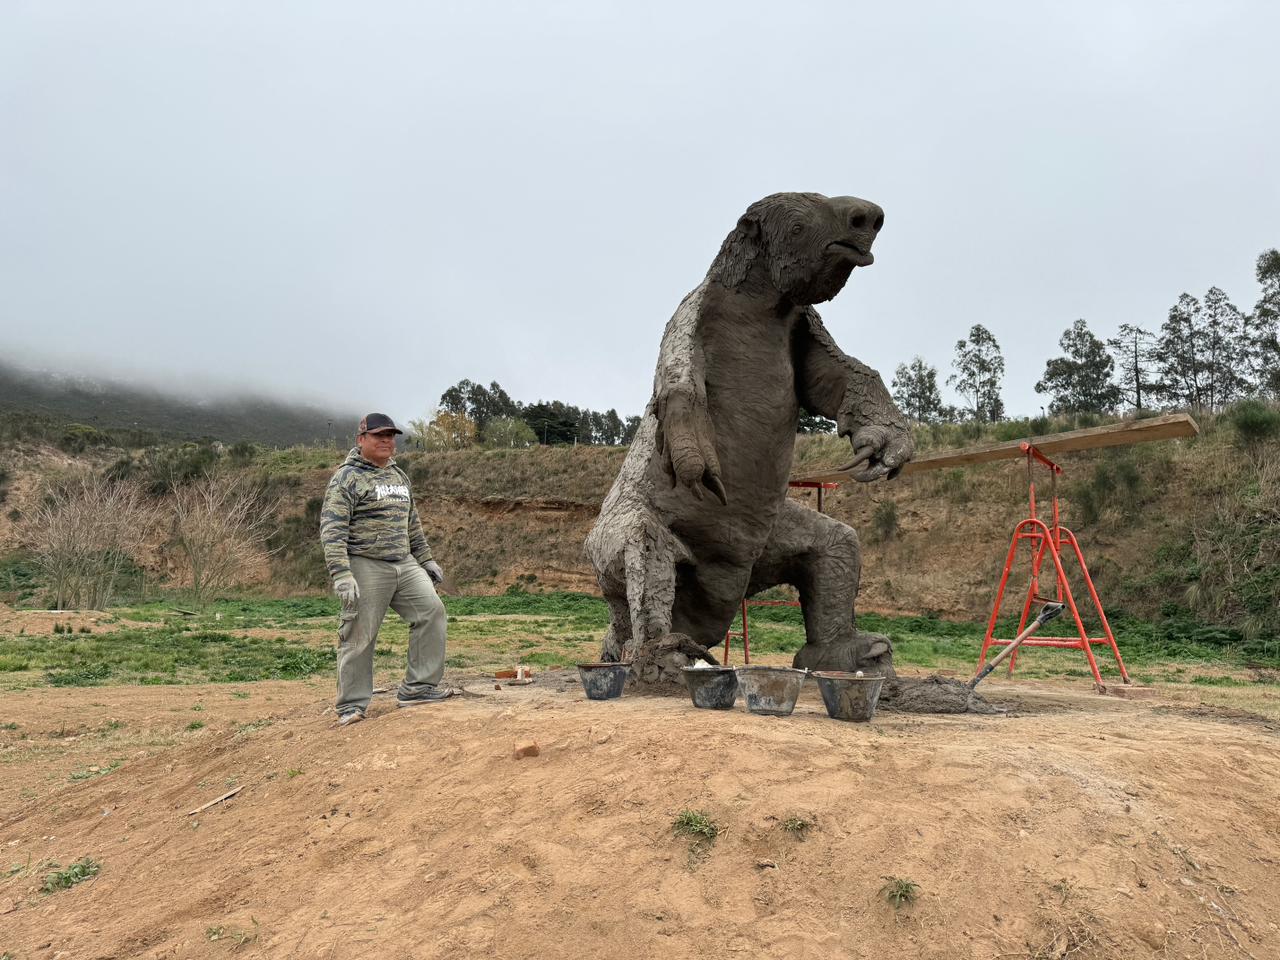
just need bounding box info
[977,443,1130,687]
[722,481,839,665]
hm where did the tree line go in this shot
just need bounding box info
[408,379,641,450]
[891,248,1280,422]
[415,248,1278,449]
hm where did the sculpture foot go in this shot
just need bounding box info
[630,632,720,687]
[792,630,896,678]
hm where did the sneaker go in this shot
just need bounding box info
[336,709,365,726]
[397,687,454,707]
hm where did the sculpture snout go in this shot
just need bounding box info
[836,197,883,248]
[826,197,883,266]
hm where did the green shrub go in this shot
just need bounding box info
[139,442,222,495]
[0,552,40,604]
[871,499,898,542]
[1229,400,1280,448]
[1070,451,1152,525]
[933,468,969,504]
[228,440,260,466]
[58,423,113,454]
[45,662,112,686]
[266,497,328,589]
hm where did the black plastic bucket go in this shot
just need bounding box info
[735,666,806,716]
[812,671,886,722]
[576,662,629,700]
[681,666,739,710]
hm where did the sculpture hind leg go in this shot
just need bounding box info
[748,499,894,677]
[597,589,634,663]
[665,557,755,666]
[587,507,710,683]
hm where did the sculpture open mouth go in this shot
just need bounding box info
[828,240,874,266]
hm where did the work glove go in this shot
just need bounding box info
[333,574,360,607]
[423,560,445,585]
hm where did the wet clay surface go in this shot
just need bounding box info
[881,674,998,714]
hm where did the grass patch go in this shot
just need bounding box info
[3,590,1269,699]
[1189,674,1250,687]
[879,876,920,909]
[781,814,814,838]
[69,760,122,782]
[673,808,720,857]
[42,856,101,892]
[445,590,611,628]
[518,649,579,668]
[2,627,337,687]
[206,918,260,947]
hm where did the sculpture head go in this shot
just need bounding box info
[710,192,884,304]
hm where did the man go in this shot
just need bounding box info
[320,413,452,726]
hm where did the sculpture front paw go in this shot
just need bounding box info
[836,421,915,482]
[655,382,728,505]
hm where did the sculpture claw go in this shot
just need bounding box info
[656,381,724,504]
[704,472,728,506]
[842,424,915,483]
[834,446,875,475]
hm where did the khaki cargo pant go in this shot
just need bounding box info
[336,555,447,714]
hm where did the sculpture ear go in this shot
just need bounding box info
[716,214,762,288]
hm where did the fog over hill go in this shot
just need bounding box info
[0,358,348,447]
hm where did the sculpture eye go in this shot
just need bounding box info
[790,223,804,237]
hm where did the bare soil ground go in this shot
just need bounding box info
[2,673,1278,960]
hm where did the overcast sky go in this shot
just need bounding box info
[3,1,1277,428]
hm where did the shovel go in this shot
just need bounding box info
[968,601,1065,692]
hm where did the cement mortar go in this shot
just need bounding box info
[879,675,1000,715]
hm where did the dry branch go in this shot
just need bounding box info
[186,785,244,815]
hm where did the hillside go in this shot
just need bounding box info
[1,408,1277,646]
[400,413,1276,645]
[0,359,344,447]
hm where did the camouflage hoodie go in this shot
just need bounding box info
[320,448,434,580]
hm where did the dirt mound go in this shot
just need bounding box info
[2,680,1278,959]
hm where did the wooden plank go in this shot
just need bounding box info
[794,414,1199,483]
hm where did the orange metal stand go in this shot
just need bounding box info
[722,481,839,665]
[977,443,1130,688]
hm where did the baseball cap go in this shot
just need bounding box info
[358,413,403,435]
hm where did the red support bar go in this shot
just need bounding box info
[1019,441,1063,474]
[978,446,1129,689]
[724,598,754,665]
